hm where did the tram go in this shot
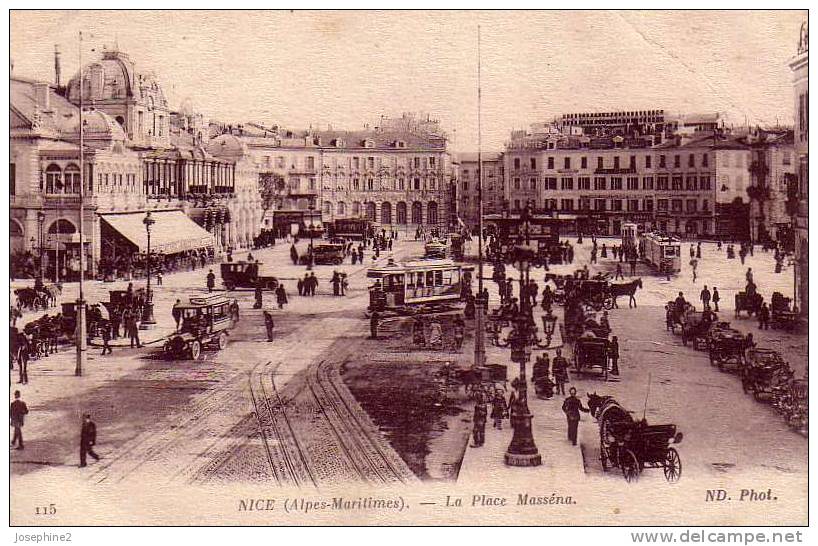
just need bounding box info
[367,258,474,313]
[621,223,638,252]
[641,232,682,274]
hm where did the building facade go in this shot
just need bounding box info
[789,22,808,315]
[747,130,795,244]
[456,152,504,229]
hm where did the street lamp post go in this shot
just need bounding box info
[504,202,542,467]
[37,210,46,287]
[141,211,157,328]
[306,201,315,270]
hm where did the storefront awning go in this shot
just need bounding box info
[101,210,215,254]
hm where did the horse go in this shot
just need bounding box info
[610,278,642,309]
[587,392,635,470]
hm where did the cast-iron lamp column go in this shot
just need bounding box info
[505,244,542,467]
[141,211,157,328]
[37,210,46,287]
[307,200,315,270]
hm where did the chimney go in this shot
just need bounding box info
[34,82,51,112]
[54,44,62,88]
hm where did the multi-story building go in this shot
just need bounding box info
[747,129,795,244]
[557,109,668,139]
[456,152,504,229]
[789,22,808,315]
[214,116,454,236]
[10,47,265,278]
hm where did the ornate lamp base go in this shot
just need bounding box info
[505,408,542,467]
[505,452,542,467]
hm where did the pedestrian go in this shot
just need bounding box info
[290,244,299,265]
[690,245,695,259]
[263,310,275,342]
[696,242,702,259]
[700,285,711,311]
[275,284,288,310]
[615,263,624,280]
[689,258,698,283]
[562,387,590,446]
[551,348,569,396]
[331,270,340,296]
[608,335,620,375]
[16,335,30,385]
[746,268,754,286]
[758,303,770,330]
[453,317,465,351]
[9,390,28,450]
[472,399,487,447]
[712,287,720,312]
[351,251,358,265]
[297,277,304,296]
[309,272,318,296]
[490,389,508,430]
[206,269,216,293]
[101,319,112,355]
[172,299,183,332]
[254,284,263,309]
[125,309,142,348]
[340,273,348,296]
[79,413,100,467]
[370,310,379,339]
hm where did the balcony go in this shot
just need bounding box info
[594,167,636,175]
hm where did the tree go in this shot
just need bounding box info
[258,172,285,221]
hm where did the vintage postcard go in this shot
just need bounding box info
[8,9,809,528]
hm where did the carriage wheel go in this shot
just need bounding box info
[621,449,640,483]
[753,388,767,403]
[218,332,228,350]
[189,340,202,360]
[663,448,682,483]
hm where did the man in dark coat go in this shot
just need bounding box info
[472,400,487,447]
[172,299,183,331]
[562,387,590,446]
[10,390,28,450]
[712,287,721,312]
[254,284,263,309]
[370,310,379,339]
[125,309,142,348]
[551,348,569,395]
[608,335,620,375]
[79,413,100,467]
[290,244,299,265]
[263,310,275,342]
[206,269,216,293]
[101,320,112,355]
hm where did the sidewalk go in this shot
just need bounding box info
[87,324,175,348]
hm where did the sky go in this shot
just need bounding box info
[10,10,807,152]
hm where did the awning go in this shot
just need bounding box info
[101,210,215,254]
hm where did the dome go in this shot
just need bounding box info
[75,109,127,142]
[66,50,168,110]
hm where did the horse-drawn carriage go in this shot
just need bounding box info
[573,336,609,379]
[588,393,683,483]
[13,283,61,311]
[773,377,808,437]
[770,292,797,330]
[742,348,794,402]
[735,291,764,318]
[708,324,747,372]
[436,362,508,401]
[680,309,717,349]
[573,279,614,311]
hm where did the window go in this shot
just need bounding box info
[547,157,554,169]
[462,180,469,191]
[702,199,709,211]
[611,177,623,190]
[560,198,574,211]
[597,157,604,169]
[545,177,557,190]
[594,198,606,211]
[429,178,436,190]
[430,157,436,167]
[398,178,405,190]
[642,176,654,190]
[657,175,668,190]
[414,157,421,168]
[306,156,315,170]
[671,199,683,212]
[561,177,574,190]
[702,153,709,167]
[513,177,521,190]
[671,176,683,190]
[531,157,537,170]
[413,177,421,190]
[367,178,374,190]
[529,178,537,190]
[626,176,638,190]
[645,155,652,168]
[44,163,62,194]
[581,157,588,169]
[277,156,285,168]
[578,177,590,190]
[688,154,695,168]
[514,199,521,210]
[643,199,654,212]
[580,197,591,210]
[783,151,791,166]
[627,199,639,211]
[686,199,697,213]
[594,177,607,190]
[354,157,361,170]
[613,156,620,169]
[611,199,622,211]
[657,199,668,211]
[674,155,681,168]
[353,178,360,190]
[64,164,80,193]
[659,155,666,168]
[564,157,571,169]
[514,158,521,170]
[685,176,697,190]
[367,157,375,170]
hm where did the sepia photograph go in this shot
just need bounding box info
[6,8,810,530]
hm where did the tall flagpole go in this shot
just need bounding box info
[473,25,487,370]
[75,31,87,376]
